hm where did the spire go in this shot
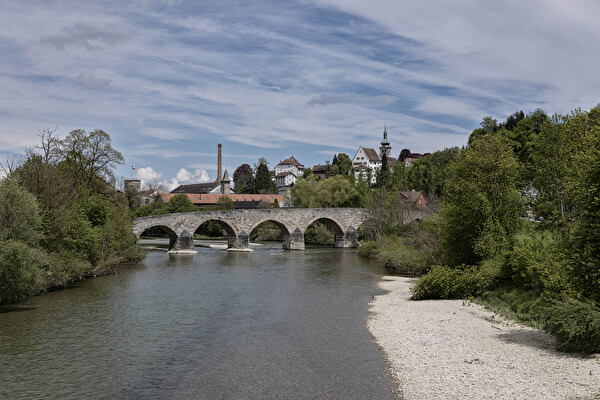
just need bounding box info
[381,123,390,146]
[220,169,230,182]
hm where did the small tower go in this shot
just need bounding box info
[220,169,231,195]
[379,123,392,158]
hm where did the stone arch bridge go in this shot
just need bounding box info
[132,208,373,253]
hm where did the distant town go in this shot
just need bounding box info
[125,125,429,210]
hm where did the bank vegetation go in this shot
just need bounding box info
[0,128,144,305]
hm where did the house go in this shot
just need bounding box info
[273,156,304,194]
[399,190,427,209]
[312,164,327,180]
[139,189,163,206]
[275,171,297,188]
[171,170,232,195]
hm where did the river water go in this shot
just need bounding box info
[0,240,399,399]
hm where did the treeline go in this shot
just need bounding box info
[0,128,144,304]
[361,106,600,353]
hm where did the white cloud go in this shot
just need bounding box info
[136,166,162,181]
[163,168,211,191]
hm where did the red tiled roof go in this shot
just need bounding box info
[160,193,283,205]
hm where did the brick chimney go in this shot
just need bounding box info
[217,143,222,182]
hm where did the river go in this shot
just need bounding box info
[0,240,399,399]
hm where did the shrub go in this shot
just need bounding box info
[499,230,565,294]
[377,237,433,276]
[411,263,499,300]
[0,241,45,304]
[541,297,600,353]
[357,240,378,258]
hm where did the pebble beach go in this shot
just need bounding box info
[367,276,600,400]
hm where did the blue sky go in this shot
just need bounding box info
[1,0,599,190]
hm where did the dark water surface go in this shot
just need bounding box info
[0,241,398,399]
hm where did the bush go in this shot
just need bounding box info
[541,297,600,353]
[357,240,378,258]
[0,241,45,304]
[38,253,92,291]
[377,237,433,276]
[411,263,499,300]
[499,230,565,294]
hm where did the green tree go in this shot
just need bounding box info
[254,160,275,194]
[309,175,363,208]
[0,175,43,247]
[0,241,45,304]
[166,194,198,213]
[402,147,460,199]
[333,153,352,176]
[564,108,600,301]
[288,174,318,207]
[440,135,521,266]
[54,129,124,184]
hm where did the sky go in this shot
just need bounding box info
[1,0,599,190]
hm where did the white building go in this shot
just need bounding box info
[274,156,304,194]
[352,125,396,184]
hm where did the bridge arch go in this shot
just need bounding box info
[192,219,238,249]
[137,224,179,250]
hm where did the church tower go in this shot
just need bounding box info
[379,123,391,158]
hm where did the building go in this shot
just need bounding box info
[171,170,232,195]
[273,156,304,195]
[352,125,398,184]
[160,193,284,210]
[312,164,327,180]
[399,190,427,209]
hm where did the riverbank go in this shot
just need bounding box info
[368,276,600,399]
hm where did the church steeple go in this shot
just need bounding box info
[380,123,391,158]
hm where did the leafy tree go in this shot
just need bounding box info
[166,194,197,213]
[309,175,362,208]
[440,135,521,266]
[54,129,124,184]
[0,241,45,304]
[564,108,600,301]
[233,163,253,194]
[0,175,43,247]
[288,174,318,207]
[399,149,411,162]
[333,153,352,176]
[400,147,460,199]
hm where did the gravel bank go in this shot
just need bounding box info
[367,276,600,400]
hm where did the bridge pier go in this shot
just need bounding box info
[168,230,197,254]
[283,228,305,250]
[228,231,250,251]
[334,229,360,248]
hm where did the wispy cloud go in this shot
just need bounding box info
[0,0,597,183]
